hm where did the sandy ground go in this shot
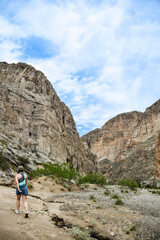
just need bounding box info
[0,184,74,240]
[0,177,160,240]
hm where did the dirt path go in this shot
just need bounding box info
[0,185,74,240]
[0,178,160,240]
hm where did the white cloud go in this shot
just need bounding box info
[0,41,21,62]
[0,0,160,135]
[0,16,23,39]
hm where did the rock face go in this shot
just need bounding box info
[81,100,160,186]
[0,62,96,174]
[155,132,160,187]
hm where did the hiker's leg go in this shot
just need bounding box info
[16,195,21,211]
[22,195,28,212]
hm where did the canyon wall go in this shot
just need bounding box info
[0,62,97,177]
[81,100,160,186]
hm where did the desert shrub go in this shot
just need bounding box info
[111,193,124,206]
[78,172,106,185]
[44,162,79,179]
[112,194,120,199]
[29,162,80,180]
[17,156,29,167]
[130,225,136,231]
[113,206,118,210]
[29,168,44,179]
[104,188,111,196]
[30,162,106,186]
[118,179,139,190]
[0,151,10,170]
[96,206,102,209]
[72,227,90,240]
[150,190,160,195]
[115,198,124,206]
[89,194,96,202]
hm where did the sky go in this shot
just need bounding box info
[0,0,160,136]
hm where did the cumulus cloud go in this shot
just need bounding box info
[0,0,160,135]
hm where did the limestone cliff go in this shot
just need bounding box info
[81,100,160,186]
[0,62,96,177]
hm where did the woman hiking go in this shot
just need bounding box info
[15,166,29,218]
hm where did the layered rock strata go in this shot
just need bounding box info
[0,62,96,175]
[81,100,160,186]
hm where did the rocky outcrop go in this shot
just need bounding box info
[81,100,160,186]
[0,62,96,175]
[155,132,160,187]
[82,111,143,162]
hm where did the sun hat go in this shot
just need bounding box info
[18,166,24,172]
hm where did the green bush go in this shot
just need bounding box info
[30,162,80,180]
[111,193,124,206]
[30,162,107,186]
[115,198,124,206]
[118,179,139,190]
[17,156,30,167]
[0,151,10,170]
[130,225,136,231]
[112,194,120,199]
[96,206,102,209]
[78,172,106,185]
[150,190,160,195]
[104,188,111,196]
[89,194,96,201]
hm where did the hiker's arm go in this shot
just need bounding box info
[15,175,22,192]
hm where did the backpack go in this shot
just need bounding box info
[18,173,26,187]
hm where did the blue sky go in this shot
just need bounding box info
[0,0,160,136]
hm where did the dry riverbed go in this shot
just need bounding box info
[0,177,160,240]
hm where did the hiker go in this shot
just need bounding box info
[15,166,29,218]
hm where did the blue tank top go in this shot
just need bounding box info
[18,173,27,187]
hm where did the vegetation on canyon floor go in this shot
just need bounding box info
[148,189,160,195]
[0,146,159,196]
[118,179,139,190]
[29,162,107,186]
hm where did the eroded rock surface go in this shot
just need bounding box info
[0,62,96,175]
[81,100,160,186]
